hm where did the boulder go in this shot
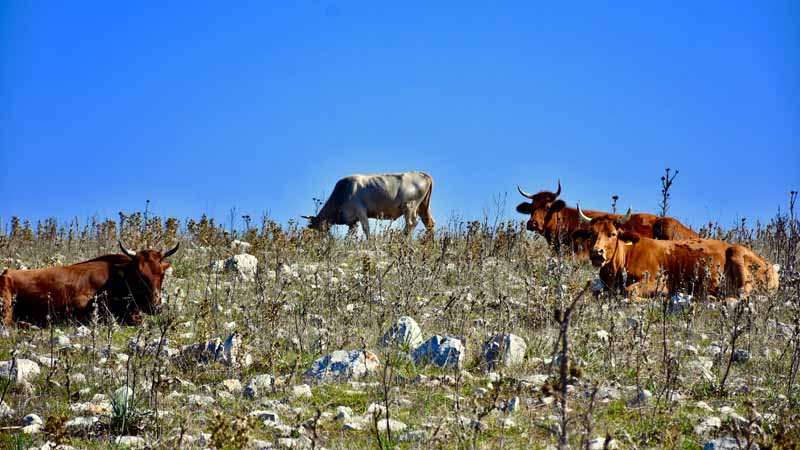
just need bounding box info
[0,401,13,419]
[482,333,526,369]
[412,335,465,369]
[703,436,758,450]
[230,240,252,254]
[0,358,41,384]
[380,316,423,349]
[695,416,722,435]
[304,350,380,382]
[732,349,750,364]
[211,254,258,281]
[244,374,275,399]
[178,332,251,368]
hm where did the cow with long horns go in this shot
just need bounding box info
[302,171,435,238]
[515,180,698,256]
[572,207,779,297]
[0,241,179,326]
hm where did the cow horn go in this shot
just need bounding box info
[119,241,136,257]
[162,242,180,260]
[554,179,561,198]
[517,185,535,199]
[300,215,315,220]
[577,203,592,223]
[619,207,632,224]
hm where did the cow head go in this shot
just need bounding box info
[301,215,330,233]
[118,241,179,314]
[515,180,566,234]
[571,206,638,267]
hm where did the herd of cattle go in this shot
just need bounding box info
[0,171,779,327]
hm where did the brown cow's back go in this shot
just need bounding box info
[3,260,115,323]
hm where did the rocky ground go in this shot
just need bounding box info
[0,216,799,449]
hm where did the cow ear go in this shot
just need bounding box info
[572,229,592,246]
[549,200,566,213]
[516,202,533,215]
[620,231,640,244]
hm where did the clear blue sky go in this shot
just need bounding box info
[1,2,798,230]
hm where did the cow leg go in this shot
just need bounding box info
[358,213,370,239]
[724,246,751,297]
[0,274,14,326]
[346,223,359,238]
[403,205,419,236]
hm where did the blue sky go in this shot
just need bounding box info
[1,2,798,231]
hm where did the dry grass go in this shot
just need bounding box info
[0,205,798,449]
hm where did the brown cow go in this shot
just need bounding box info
[571,209,779,298]
[0,242,179,326]
[515,180,698,255]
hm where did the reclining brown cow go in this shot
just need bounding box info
[516,180,698,256]
[0,242,178,326]
[571,207,779,298]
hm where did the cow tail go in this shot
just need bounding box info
[418,173,435,230]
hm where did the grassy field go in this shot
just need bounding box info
[0,206,798,450]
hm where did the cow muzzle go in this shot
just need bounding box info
[526,220,539,232]
[589,248,606,267]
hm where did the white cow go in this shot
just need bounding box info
[303,171,435,238]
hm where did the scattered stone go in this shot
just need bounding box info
[595,329,610,343]
[669,293,693,313]
[65,416,99,430]
[696,401,714,412]
[380,316,424,349]
[114,436,146,448]
[304,350,380,382]
[250,439,273,450]
[22,413,43,434]
[276,436,313,449]
[230,239,252,254]
[343,417,369,431]
[178,332,251,368]
[249,410,281,424]
[703,436,758,450]
[0,401,13,419]
[292,384,313,399]
[695,416,722,435]
[505,396,520,413]
[732,349,750,364]
[245,374,275,399]
[595,385,621,402]
[397,430,427,442]
[589,436,620,450]
[685,358,715,383]
[211,254,259,281]
[335,406,352,422]
[186,394,215,408]
[69,373,86,385]
[518,374,548,388]
[590,278,605,293]
[52,334,71,349]
[412,335,465,369]
[0,358,41,384]
[482,333,527,369]
[628,388,653,407]
[23,413,43,426]
[222,378,243,394]
[73,326,91,338]
[376,418,407,433]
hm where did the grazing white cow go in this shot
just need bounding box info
[303,171,435,238]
